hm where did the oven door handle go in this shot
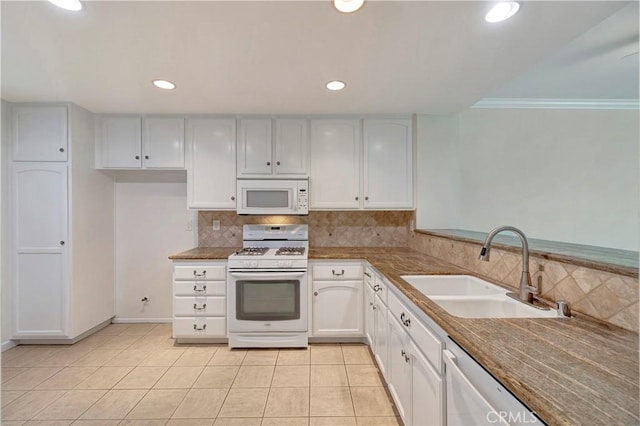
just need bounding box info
[230,272,306,279]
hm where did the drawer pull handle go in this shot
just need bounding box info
[401,349,406,358]
[332,269,345,276]
[364,272,371,278]
[400,312,411,327]
[193,303,207,310]
[373,284,382,292]
[193,285,207,292]
[193,324,207,331]
[193,270,207,277]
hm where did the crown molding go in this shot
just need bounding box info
[472,98,639,110]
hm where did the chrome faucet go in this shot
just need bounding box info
[479,225,537,304]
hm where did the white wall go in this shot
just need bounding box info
[416,114,460,229]
[416,108,639,251]
[1,101,11,347]
[69,104,116,337]
[114,178,194,321]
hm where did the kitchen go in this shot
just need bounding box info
[1,0,638,425]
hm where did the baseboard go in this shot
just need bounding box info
[1,340,16,352]
[112,318,172,324]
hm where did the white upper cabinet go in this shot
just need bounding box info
[363,119,413,209]
[237,118,308,177]
[237,119,273,176]
[274,119,308,176]
[12,106,67,162]
[142,117,185,168]
[309,119,361,209]
[186,118,237,210]
[96,115,184,169]
[98,116,142,168]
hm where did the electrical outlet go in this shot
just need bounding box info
[213,220,221,231]
[186,219,193,231]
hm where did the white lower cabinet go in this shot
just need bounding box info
[311,262,364,337]
[364,283,375,346]
[410,339,445,426]
[172,261,227,339]
[388,314,412,422]
[312,280,363,337]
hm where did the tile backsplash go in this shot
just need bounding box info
[198,211,413,248]
[409,231,639,332]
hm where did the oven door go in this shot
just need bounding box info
[228,271,308,332]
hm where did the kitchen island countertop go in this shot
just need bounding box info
[170,246,640,425]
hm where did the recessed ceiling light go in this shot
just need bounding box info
[326,81,346,91]
[333,0,365,14]
[485,2,520,23]
[48,0,83,11]
[152,79,176,90]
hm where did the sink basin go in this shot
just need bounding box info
[400,274,558,319]
[429,297,558,319]
[400,275,504,296]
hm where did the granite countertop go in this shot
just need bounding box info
[170,246,640,425]
[169,247,239,260]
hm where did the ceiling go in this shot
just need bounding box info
[489,1,639,99]
[1,1,632,115]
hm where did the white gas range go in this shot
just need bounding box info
[227,224,309,348]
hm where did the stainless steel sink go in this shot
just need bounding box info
[400,275,558,319]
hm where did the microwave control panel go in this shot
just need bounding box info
[297,188,308,211]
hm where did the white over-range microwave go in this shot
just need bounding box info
[236,178,309,215]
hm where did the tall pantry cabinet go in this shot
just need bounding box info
[6,103,115,342]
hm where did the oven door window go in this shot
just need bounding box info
[236,280,300,321]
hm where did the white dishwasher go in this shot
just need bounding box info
[444,337,544,426]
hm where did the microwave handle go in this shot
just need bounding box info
[230,272,306,279]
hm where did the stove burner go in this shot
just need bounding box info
[276,247,306,256]
[235,247,269,256]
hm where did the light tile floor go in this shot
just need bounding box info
[1,323,401,425]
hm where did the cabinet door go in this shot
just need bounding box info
[99,116,142,168]
[186,118,237,209]
[309,120,361,209]
[237,119,273,176]
[12,163,68,337]
[12,106,67,162]
[410,340,444,426]
[363,119,413,209]
[142,117,185,168]
[312,280,363,337]
[387,315,411,424]
[274,119,308,176]
[364,283,375,347]
[373,294,389,380]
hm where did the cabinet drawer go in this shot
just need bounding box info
[388,291,443,373]
[313,264,363,280]
[175,281,226,296]
[174,265,226,281]
[175,296,226,316]
[173,317,226,338]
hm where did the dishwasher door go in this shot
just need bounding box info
[444,338,543,426]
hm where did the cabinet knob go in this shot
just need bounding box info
[355,196,359,201]
[135,155,140,160]
[266,161,271,166]
[59,147,65,153]
[314,291,318,296]
[59,240,65,246]
[145,155,149,160]
[276,161,281,166]
[365,196,369,201]
[231,196,235,201]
